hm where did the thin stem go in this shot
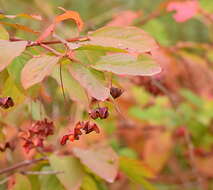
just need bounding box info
[39,43,62,56]
[9,36,89,47]
[0,157,47,176]
[20,170,63,175]
[59,63,67,103]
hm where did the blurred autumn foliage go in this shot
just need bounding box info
[0,0,213,190]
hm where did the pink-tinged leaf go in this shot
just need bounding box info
[37,9,83,42]
[73,145,119,183]
[106,10,141,27]
[0,21,39,34]
[68,63,109,101]
[167,0,199,22]
[21,55,60,89]
[85,26,158,53]
[92,53,161,76]
[49,154,85,190]
[0,40,27,72]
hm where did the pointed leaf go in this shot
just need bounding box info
[21,55,60,89]
[86,26,158,53]
[119,157,156,179]
[92,53,161,76]
[0,40,27,72]
[69,63,109,101]
[37,10,83,42]
[119,157,157,190]
[55,10,84,31]
[49,154,85,190]
[73,146,119,183]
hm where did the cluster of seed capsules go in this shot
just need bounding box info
[61,87,123,145]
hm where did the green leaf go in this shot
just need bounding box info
[81,175,98,190]
[0,24,9,40]
[51,64,89,106]
[7,54,30,89]
[21,55,60,89]
[73,145,119,183]
[2,77,25,105]
[92,53,161,76]
[85,26,158,53]
[180,89,204,108]
[0,40,27,72]
[39,166,65,190]
[119,157,157,190]
[10,174,32,190]
[49,154,85,190]
[69,63,109,101]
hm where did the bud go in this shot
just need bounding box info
[0,97,14,109]
[110,87,124,99]
[98,107,109,119]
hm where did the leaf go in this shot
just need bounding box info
[55,10,84,31]
[81,175,98,190]
[51,64,89,106]
[2,77,25,105]
[106,10,140,27]
[119,157,155,179]
[39,166,65,190]
[0,21,39,34]
[92,53,161,76]
[143,131,173,173]
[69,63,109,101]
[73,145,119,183]
[49,154,85,190]
[85,26,158,53]
[167,0,199,22]
[119,157,157,190]
[0,24,9,40]
[0,40,27,72]
[37,9,83,42]
[0,13,42,20]
[7,54,30,89]
[21,55,60,89]
[10,174,32,190]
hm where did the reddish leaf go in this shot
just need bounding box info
[106,10,141,27]
[0,40,27,72]
[55,10,84,31]
[143,131,173,173]
[21,55,60,89]
[73,145,119,183]
[37,9,83,42]
[167,0,199,22]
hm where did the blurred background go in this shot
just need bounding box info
[0,0,213,190]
